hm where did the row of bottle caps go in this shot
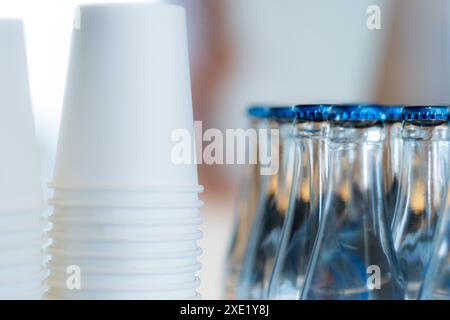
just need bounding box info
[247,104,450,123]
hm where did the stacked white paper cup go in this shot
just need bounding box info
[47,4,203,300]
[0,19,48,300]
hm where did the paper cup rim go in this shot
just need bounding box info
[0,269,49,285]
[0,285,48,300]
[47,247,202,259]
[48,230,202,242]
[49,183,203,193]
[48,261,201,275]
[0,236,50,250]
[77,2,183,11]
[45,291,199,300]
[47,277,200,291]
[0,203,47,215]
[49,199,204,209]
[49,215,202,226]
[0,255,50,269]
[0,219,49,232]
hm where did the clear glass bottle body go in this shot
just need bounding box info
[392,120,450,299]
[419,189,450,300]
[267,121,328,299]
[383,122,403,225]
[301,120,405,300]
[237,120,296,299]
[223,118,264,299]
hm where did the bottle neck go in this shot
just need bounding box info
[291,121,329,213]
[327,124,385,208]
[266,121,296,213]
[396,123,450,217]
[384,122,402,179]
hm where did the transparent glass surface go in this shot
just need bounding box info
[268,121,328,299]
[223,118,263,299]
[383,122,403,224]
[420,187,450,300]
[301,121,405,300]
[392,121,450,299]
[237,120,296,299]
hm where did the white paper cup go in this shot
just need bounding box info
[0,286,47,300]
[0,211,46,227]
[49,238,201,254]
[48,277,200,293]
[47,288,199,300]
[49,198,203,209]
[50,214,202,226]
[0,271,47,296]
[0,269,48,284]
[0,252,49,267]
[49,229,202,242]
[0,233,49,249]
[50,223,200,238]
[48,268,198,287]
[0,19,44,212]
[0,237,49,263]
[50,186,203,204]
[50,206,202,222]
[49,260,201,274]
[48,248,201,269]
[0,219,48,232]
[0,258,47,278]
[52,3,198,189]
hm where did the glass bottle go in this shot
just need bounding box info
[267,105,330,299]
[419,183,450,300]
[301,105,405,300]
[382,106,403,225]
[223,106,266,299]
[391,106,450,299]
[237,106,296,299]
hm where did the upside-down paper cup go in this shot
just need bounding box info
[48,247,202,269]
[52,3,198,189]
[50,213,203,226]
[50,185,203,204]
[49,259,201,274]
[0,270,48,298]
[0,258,47,279]
[48,231,202,252]
[48,267,199,287]
[0,211,45,228]
[0,19,44,212]
[47,288,199,300]
[50,222,200,238]
[49,205,202,222]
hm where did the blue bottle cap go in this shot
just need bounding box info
[329,104,386,122]
[402,106,450,122]
[293,105,331,121]
[383,106,403,123]
[247,105,295,121]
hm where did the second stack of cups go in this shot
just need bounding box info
[0,19,49,300]
[46,3,203,300]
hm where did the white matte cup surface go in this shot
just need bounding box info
[0,20,44,211]
[53,3,198,188]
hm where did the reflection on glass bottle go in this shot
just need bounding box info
[267,105,330,300]
[237,107,296,299]
[391,106,450,299]
[382,106,403,225]
[420,186,450,300]
[301,105,405,300]
[224,107,265,299]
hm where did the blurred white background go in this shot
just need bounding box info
[1,0,450,299]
